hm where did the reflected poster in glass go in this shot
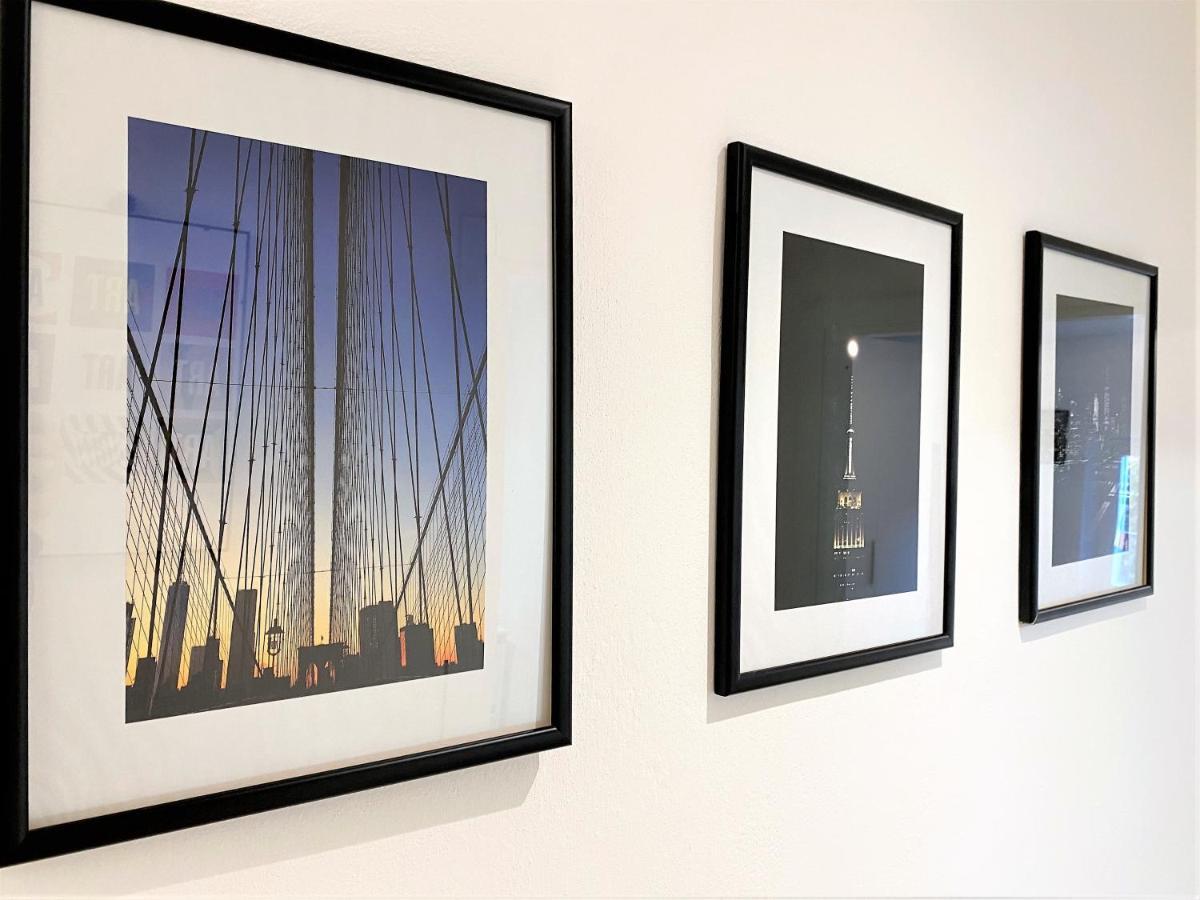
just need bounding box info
[714,143,961,694]
[1019,233,1156,623]
[4,0,571,865]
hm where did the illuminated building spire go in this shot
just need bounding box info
[844,338,858,480]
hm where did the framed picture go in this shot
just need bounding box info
[714,142,960,695]
[2,0,572,864]
[1019,232,1156,623]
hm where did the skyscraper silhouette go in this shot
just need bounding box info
[154,580,190,695]
[226,588,259,698]
[358,601,402,683]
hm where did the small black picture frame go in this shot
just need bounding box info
[1018,232,1156,624]
[1,0,572,866]
[714,142,961,695]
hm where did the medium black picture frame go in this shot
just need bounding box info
[1,0,572,866]
[1018,232,1156,624]
[714,142,961,696]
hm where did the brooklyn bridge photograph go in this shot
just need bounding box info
[124,118,488,722]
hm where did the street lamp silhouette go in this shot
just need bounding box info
[266,618,284,660]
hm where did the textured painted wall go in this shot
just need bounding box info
[3,1,1196,896]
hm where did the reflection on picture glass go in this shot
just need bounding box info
[774,234,924,610]
[125,118,488,721]
[1052,294,1136,568]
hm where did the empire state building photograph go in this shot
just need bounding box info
[715,144,958,692]
[774,233,924,610]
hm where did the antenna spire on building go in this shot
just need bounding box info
[844,338,858,480]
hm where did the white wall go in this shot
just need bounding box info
[3,1,1197,896]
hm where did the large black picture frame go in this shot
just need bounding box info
[714,142,961,695]
[1018,232,1156,624]
[0,0,572,865]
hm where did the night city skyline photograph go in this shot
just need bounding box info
[1052,293,1137,568]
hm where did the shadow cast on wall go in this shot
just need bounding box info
[705,650,943,724]
[0,754,539,896]
[1019,596,1148,643]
